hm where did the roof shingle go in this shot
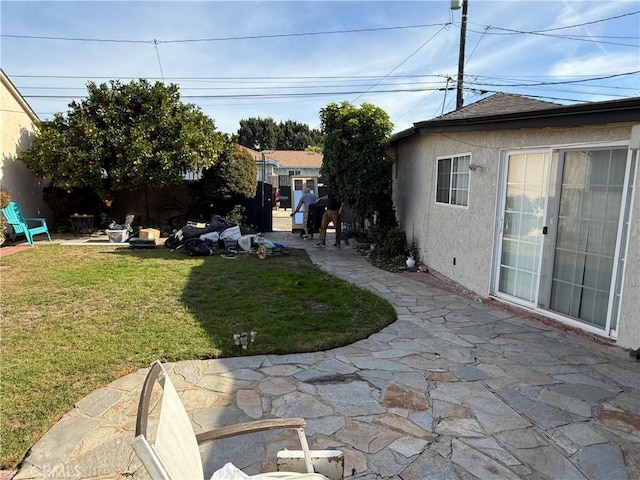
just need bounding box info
[261,150,323,168]
[235,145,323,167]
[439,93,560,120]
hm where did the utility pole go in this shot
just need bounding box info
[451,0,468,110]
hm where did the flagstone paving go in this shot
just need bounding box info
[13,232,640,479]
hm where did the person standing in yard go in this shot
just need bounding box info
[290,188,318,239]
[316,190,343,247]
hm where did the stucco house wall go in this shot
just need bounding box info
[618,141,640,350]
[393,120,639,350]
[274,166,321,179]
[1,70,53,223]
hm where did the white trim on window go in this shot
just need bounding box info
[435,153,471,207]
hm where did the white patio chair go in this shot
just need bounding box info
[132,360,328,480]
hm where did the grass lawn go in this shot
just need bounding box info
[0,244,396,469]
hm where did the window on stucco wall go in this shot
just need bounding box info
[436,154,470,206]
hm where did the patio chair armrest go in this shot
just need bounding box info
[24,217,46,224]
[196,417,307,444]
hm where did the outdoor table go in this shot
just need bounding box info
[69,214,94,236]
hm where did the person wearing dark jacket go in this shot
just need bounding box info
[316,190,343,247]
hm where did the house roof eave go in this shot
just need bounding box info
[1,68,40,125]
[391,96,640,142]
[390,126,418,142]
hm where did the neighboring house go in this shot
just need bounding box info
[262,150,323,188]
[390,93,640,351]
[237,145,279,184]
[237,145,323,188]
[0,69,53,224]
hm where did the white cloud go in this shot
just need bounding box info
[549,53,640,76]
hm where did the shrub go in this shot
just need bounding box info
[0,189,10,246]
[0,189,10,209]
[225,205,246,226]
[371,225,408,262]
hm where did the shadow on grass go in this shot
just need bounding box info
[112,244,396,358]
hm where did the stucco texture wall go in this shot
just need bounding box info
[393,123,639,349]
[1,80,53,223]
[616,149,640,350]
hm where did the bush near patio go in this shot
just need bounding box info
[0,244,396,469]
[319,101,413,270]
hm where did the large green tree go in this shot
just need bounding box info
[319,101,394,224]
[277,120,324,150]
[237,117,323,151]
[200,141,257,215]
[19,80,225,205]
[237,117,279,151]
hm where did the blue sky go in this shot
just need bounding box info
[2,1,639,135]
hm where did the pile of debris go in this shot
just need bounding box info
[164,215,242,256]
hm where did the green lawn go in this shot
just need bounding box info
[0,244,396,469]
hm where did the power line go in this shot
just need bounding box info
[8,72,632,81]
[458,10,640,48]
[352,24,449,103]
[15,80,449,92]
[8,74,448,82]
[23,86,453,100]
[23,85,635,103]
[13,71,636,89]
[461,10,640,48]
[479,10,639,35]
[16,71,636,103]
[3,10,637,46]
[466,71,639,88]
[0,23,448,44]
[153,39,165,82]
[468,27,638,48]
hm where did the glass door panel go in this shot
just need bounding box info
[291,177,318,229]
[498,153,549,303]
[549,149,626,328]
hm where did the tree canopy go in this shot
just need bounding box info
[200,142,257,214]
[237,117,323,151]
[319,101,394,224]
[19,79,225,202]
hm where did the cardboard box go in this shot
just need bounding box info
[139,228,161,242]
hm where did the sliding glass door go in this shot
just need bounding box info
[495,147,632,336]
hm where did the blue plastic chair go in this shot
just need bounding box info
[1,201,52,246]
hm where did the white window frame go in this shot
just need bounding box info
[435,153,471,207]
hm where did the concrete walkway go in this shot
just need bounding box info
[12,231,640,480]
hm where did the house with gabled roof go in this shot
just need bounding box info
[390,93,640,351]
[237,145,323,184]
[1,69,53,226]
[262,150,323,187]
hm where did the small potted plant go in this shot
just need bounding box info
[406,227,417,268]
